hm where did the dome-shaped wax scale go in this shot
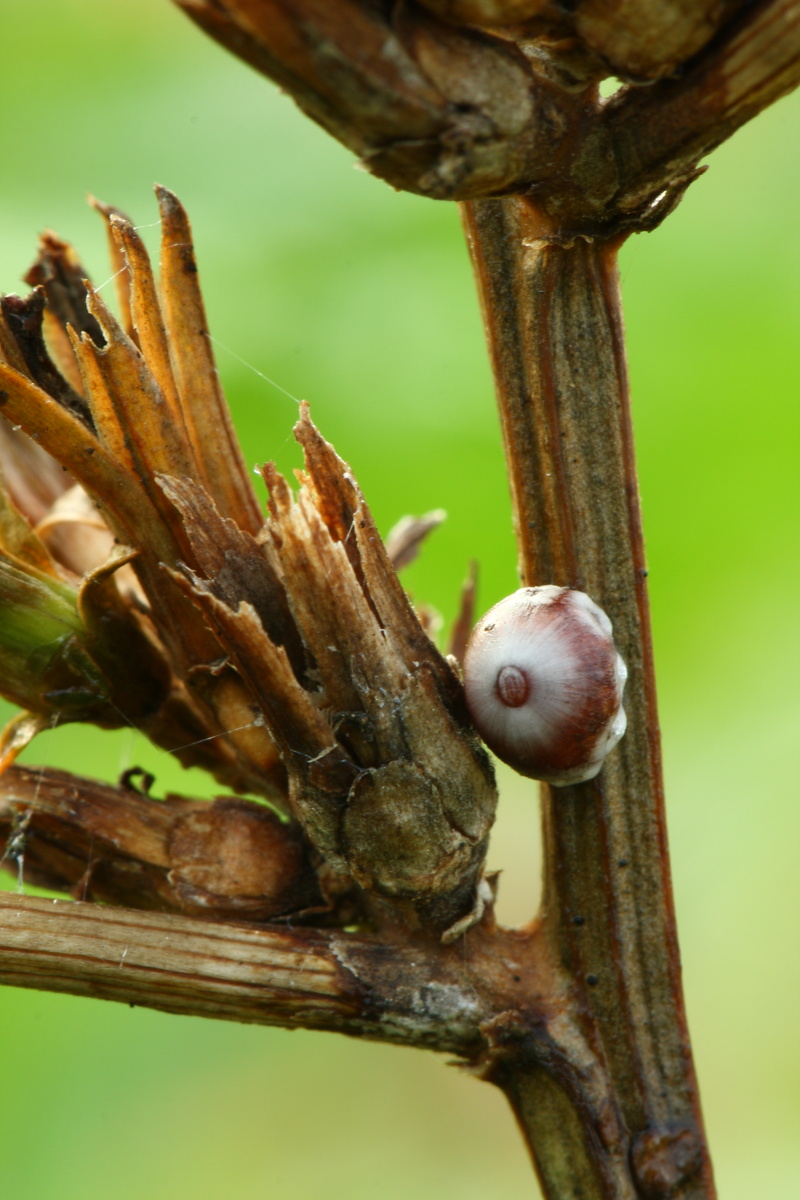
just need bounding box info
[463,586,627,786]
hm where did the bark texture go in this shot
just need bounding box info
[176,0,800,228]
[461,199,713,1197]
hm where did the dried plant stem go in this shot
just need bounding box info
[0,891,554,1061]
[0,894,365,1031]
[174,0,800,225]
[461,196,715,1197]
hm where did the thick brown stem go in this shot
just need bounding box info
[0,891,501,1056]
[175,0,583,201]
[173,0,800,227]
[461,196,715,1199]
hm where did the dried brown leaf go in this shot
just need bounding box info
[155,185,263,536]
[385,508,446,571]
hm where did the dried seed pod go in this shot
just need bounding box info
[463,586,627,786]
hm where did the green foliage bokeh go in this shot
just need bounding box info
[0,2,798,1197]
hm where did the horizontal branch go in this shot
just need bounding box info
[174,0,800,232]
[0,892,492,1056]
[176,0,585,201]
[0,759,550,1060]
[0,764,320,920]
[3,884,636,1184]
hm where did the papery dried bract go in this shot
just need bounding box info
[162,405,497,935]
[0,195,284,799]
[0,191,497,938]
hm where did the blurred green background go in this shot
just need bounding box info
[0,2,797,1196]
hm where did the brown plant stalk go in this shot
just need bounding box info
[461,199,711,1196]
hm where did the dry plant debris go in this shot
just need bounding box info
[0,189,496,940]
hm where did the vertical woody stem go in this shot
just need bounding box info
[461,197,715,1200]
